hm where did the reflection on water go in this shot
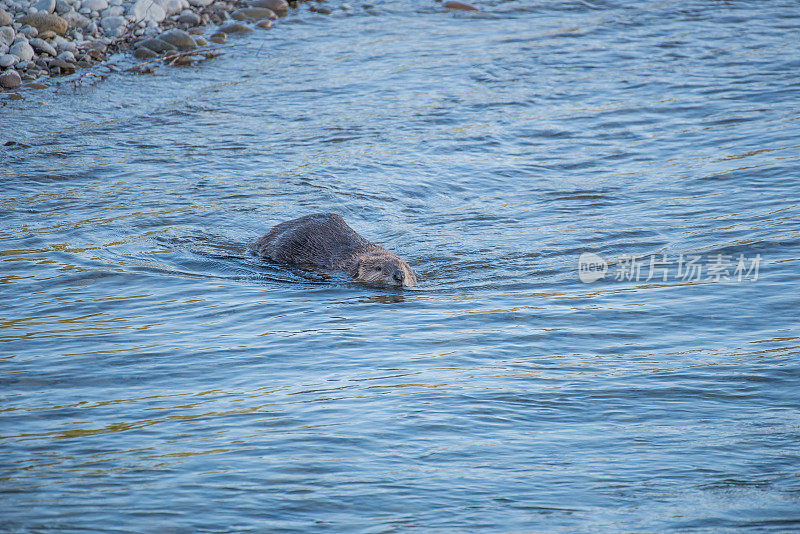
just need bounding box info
[2,0,800,531]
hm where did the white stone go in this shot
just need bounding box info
[55,0,71,14]
[155,0,182,16]
[101,5,122,16]
[0,25,14,46]
[29,36,56,55]
[0,68,21,88]
[0,9,12,26]
[100,14,125,29]
[9,40,33,60]
[105,25,124,37]
[188,0,213,6]
[55,37,77,52]
[56,49,73,61]
[63,10,90,28]
[81,0,106,10]
[33,0,56,13]
[129,0,165,22]
[0,52,18,66]
[19,25,37,38]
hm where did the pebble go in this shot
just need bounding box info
[101,6,124,17]
[29,37,57,56]
[100,14,126,31]
[232,7,276,21]
[136,37,176,53]
[0,68,21,88]
[0,53,18,67]
[54,36,77,53]
[0,26,14,47]
[219,22,252,34]
[9,41,34,61]
[130,0,165,22]
[55,0,71,15]
[255,19,272,29]
[443,1,479,11]
[0,9,12,26]
[176,11,200,25]
[20,26,39,39]
[158,28,195,50]
[33,0,57,14]
[49,56,74,72]
[249,0,288,15]
[63,11,91,29]
[56,50,74,61]
[171,54,193,65]
[133,45,158,58]
[193,36,205,45]
[208,31,226,44]
[159,0,184,16]
[9,92,24,100]
[20,13,69,35]
[82,0,108,10]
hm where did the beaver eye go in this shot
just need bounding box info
[374,266,382,271]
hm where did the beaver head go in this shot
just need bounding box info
[355,251,418,287]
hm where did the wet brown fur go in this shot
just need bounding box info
[253,213,417,287]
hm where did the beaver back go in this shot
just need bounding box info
[253,213,375,272]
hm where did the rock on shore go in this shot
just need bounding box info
[0,0,421,93]
[0,0,292,90]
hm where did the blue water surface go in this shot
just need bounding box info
[2,0,800,531]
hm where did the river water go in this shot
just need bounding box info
[2,0,800,531]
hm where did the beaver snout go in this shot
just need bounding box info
[392,269,405,285]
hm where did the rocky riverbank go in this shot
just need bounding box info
[0,0,305,94]
[0,0,479,96]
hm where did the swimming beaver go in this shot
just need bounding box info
[253,213,418,287]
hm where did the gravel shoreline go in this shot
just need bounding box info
[0,0,311,94]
